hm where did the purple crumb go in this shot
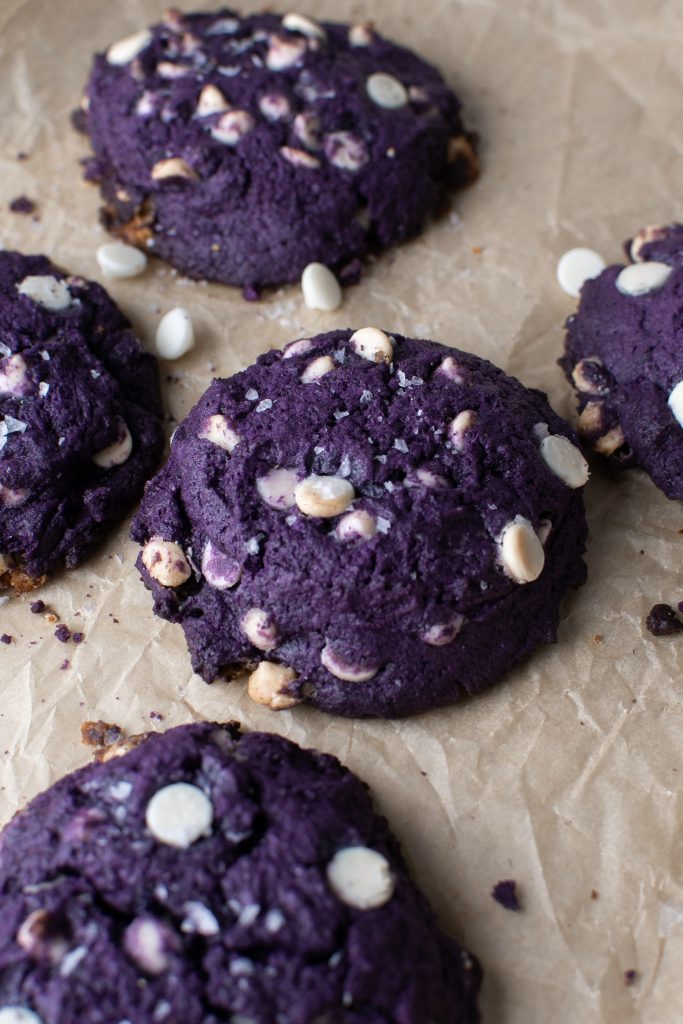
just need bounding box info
[646,604,683,636]
[149,711,164,721]
[491,879,521,911]
[9,195,36,215]
[624,969,637,986]
[72,632,85,644]
[59,659,70,671]
[54,624,72,643]
[0,634,12,645]
[30,599,46,614]
[241,284,261,302]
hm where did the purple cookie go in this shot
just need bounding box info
[77,7,478,290]
[131,328,588,718]
[0,251,164,591]
[0,721,482,1023]
[561,223,683,500]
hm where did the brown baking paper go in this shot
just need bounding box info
[1,0,683,1020]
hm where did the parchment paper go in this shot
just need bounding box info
[1,1,683,1020]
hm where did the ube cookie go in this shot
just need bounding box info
[0,251,164,591]
[78,7,478,291]
[0,721,482,1023]
[131,328,588,718]
[561,223,683,500]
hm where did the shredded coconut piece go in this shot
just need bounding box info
[393,438,408,453]
[397,369,424,389]
[334,410,350,421]
[255,398,273,413]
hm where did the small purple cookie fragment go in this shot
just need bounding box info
[0,721,482,1023]
[645,603,683,637]
[491,879,521,911]
[131,328,588,718]
[78,8,478,290]
[0,250,164,590]
[561,223,683,500]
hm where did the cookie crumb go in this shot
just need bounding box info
[80,720,124,749]
[590,889,599,900]
[624,969,637,986]
[0,634,13,645]
[72,632,85,644]
[9,195,36,215]
[59,659,70,671]
[491,879,521,911]
[54,624,72,643]
[29,599,46,614]
[149,711,164,721]
[471,245,484,254]
[45,612,58,624]
[646,603,683,636]
[242,284,261,302]
[592,633,604,645]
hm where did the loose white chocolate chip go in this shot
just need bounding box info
[0,1009,45,1024]
[280,146,321,169]
[195,84,230,117]
[145,782,213,848]
[630,224,667,262]
[266,35,307,71]
[324,131,368,172]
[282,337,313,358]
[16,276,71,311]
[201,539,241,590]
[556,248,606,298]
[241,608,278,651]
[257,467,299,509]
[198,414,240,452]
[295,475,354,517]
[320,644,378,682]
[293,112,321,150]
[615,261,672,296]
[423,617,464,646]
[247,662,299,710]
[448,410,476,450]
[151,157,198,181]
[92,420,133,469]
[210,110,254,145]
[107,29,152,65]
[366,72,408,109]
[539,434,589,488]
[258,93,291,121]
[349,22,374,46]
[282,12,326,39]
[301,263,342,311]
[326,847,394,909]
[301,355,335,383]
[155,307,195,360]
[668,380,683,428]
[96,241,147,280]
[349,327,393,363]
[499,517,545,584]
[336,509,377,541]
[141,537,191,587]
[0,354,31,396]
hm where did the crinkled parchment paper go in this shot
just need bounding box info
[1,0,683,1020]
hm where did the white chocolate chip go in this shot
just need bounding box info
[0,1010,45,1024]
[536,519,552,546]
[282,337,313,358]
[247,662,299,710]
[0,485,27,507]
[107,29,152,65]
[668,380,683,428]
[436,356,464,382]
[423,617,464,646]
[294,111,321,150]
[324,131,368,172]
[211,109,254,145]
[630,224,667,262]
[257,467,299,509]
[556,248,606,298]
[349,22,374,46]
[258,93,291,121]
[301,355,335,383]
[539,434,589,488]
[349,327,393,363]
[266,35,307,71]
[151,157,198,181]
[577,402,625,454]
[241,608,279,651]
[336,509,376,541]
[571,356,609,395]
[301,263,342,311]
[16,910,68,965]
[499,517,545,584]
[320,644,378,682]
[123,917,174,975]
[326,847,394,909]
[448,409,476,449]
[593,425,625,455]
[145,782,213,848]
[282,12,326,38]
[155,307,195,360]
[295,475,354,517]
[141,536,191,587]
[198,414,240,452]
[615,261,672,296]
[96,241,147,280]
[181,902,220,936]
[195,84,230,117]
[280,145,321,169]
[156,61,187,79]
[16,276,71,311]
[201,539,241,589]
[92,420,133,469]
[0,354,31,396]
[366,72,408,109]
